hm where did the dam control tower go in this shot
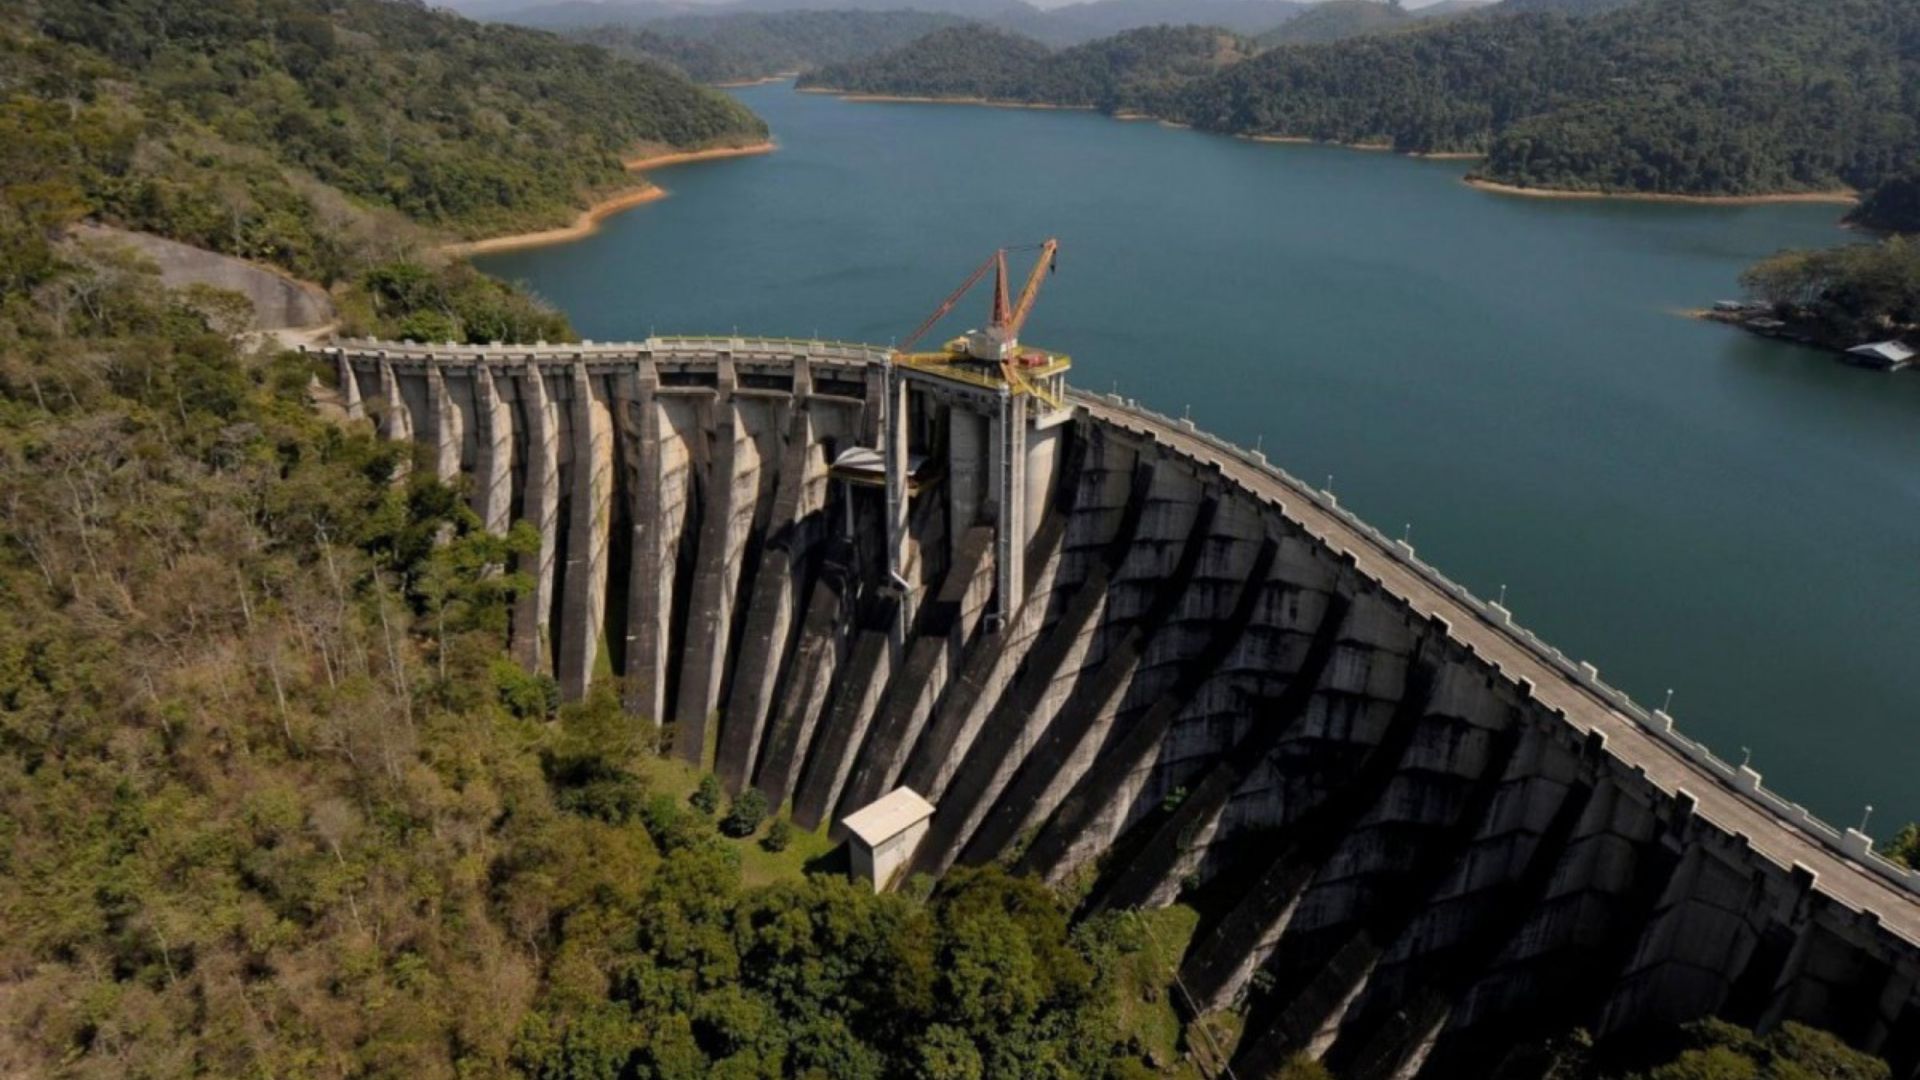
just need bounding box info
[840,239,1072,634]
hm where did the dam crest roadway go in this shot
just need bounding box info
[313,334,1920,1079]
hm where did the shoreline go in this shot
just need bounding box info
[805,90,1861,206]
[1239,133,1479,159]
[620,141,778,172]
[802,87,1096,111]
[1465,176,1859,206]
[443,141,776,257]
[1690,308,1856,355]
[712,73,798,88]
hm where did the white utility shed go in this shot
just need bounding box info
[842,787,935,892]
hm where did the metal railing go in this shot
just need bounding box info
[1074,388,1920,921]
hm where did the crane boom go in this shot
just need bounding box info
[896,238,1061,363]
[999,238,1058,341]
[990,249,1012,330]
[898,252,998,355]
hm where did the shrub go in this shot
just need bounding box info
[494,659,560,719]
[721,789,768,838]
[762,817,792,853]
[1881,822,1919,869]
[690,773,722,816]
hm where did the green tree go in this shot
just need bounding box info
[1883,822,1920,868]
[762,817,793,853]
[1630,1020,1889,1080]
[721,789,769,837]
[692,772,723,816]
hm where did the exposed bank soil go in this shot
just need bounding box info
[441,141,777,257]
[713,73,799,88]
[621,142,778,171]
[1465,177,1860,206]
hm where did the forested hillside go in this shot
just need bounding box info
[813,0,1920,198]
[582,10,968,83]
[1210,0,1920,194]
[1849,173,1920,234]
[8,0,763,250]
[1001,0,1309,44]
[495,0,1307,47]
[803,24,1254,113]
[1493,0,1642,13]
[1257,0,1416,46]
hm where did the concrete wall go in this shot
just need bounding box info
[323,338,1920,1080]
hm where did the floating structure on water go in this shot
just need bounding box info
[310,256,1920,1076]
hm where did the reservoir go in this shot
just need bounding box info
[479,81,1920,834]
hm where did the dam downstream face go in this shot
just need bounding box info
[329,338,1920,1078]
[477,82,1920,832]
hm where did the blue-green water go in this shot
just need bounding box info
[481,83,1920,833]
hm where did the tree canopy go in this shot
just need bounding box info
[803,24,1256,115]
[584,10,972,84]
[1740,238,1920,344]
[1849,173,1920,235]
[807,0,1920,198]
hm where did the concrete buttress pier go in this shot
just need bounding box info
[321,336,1920,1080]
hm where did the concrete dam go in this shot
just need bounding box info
[318,335,1920,1079]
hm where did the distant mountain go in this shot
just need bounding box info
[493,0,1035,29]
[803,23,1254,112]
[1492,0,1641,13]
[586,9,970,81]
[1416,0,1495,13]
[484,0,1304,45]
[1257,0,1412,45]
[1008,0,1309,44]
[487,0,706,29]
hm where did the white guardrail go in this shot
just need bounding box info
[1079,389,1920,912]
[317,337,1919,911]
[322,335,893,367]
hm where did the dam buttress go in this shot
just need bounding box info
[317,336,1920,1080]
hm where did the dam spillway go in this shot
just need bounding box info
[317,336,1920,1079]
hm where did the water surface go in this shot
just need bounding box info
[482,83,1920,832]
